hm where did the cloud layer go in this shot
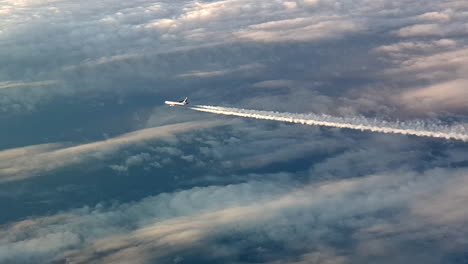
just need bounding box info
[0,120,224,183]
[2,167,468,263]
[2,0,468,264]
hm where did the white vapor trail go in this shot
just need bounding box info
[191,105,468,142]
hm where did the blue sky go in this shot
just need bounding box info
[1,0,468,263]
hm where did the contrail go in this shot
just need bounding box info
[191,105,468,142]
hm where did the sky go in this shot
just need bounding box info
[1,0,468,263]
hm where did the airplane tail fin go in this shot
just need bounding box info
[183,97,188,104]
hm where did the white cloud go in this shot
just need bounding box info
[270,249,346,264]
[180,0,236,22]
[0,143,64,161]
[144,18,177,29]
[2,1,468,261]
[125,153,152,167]
[374,39,457,54]
[401,47,468,73]
[64,54,144,70]
[2,0,64,7]
[416,11,452,22]
[236,18,362,42]
[2,167,468,263]
[176,63,265,78]
[303,0,321,4]
[400,79,468,112]
[110,153,153,172]
[394,23,444,37]
[394,20,468,38]
[383,46,468,85]
[0,180,290,263]
[252,79,296,89]
[0,120,224,183]
[0,80,59,90]
[410,172,468,225]
[3,0,466,118]
[283,1,298,9]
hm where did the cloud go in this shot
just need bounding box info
[63,54,144,70]
[0,120,224,183]
[282,1,298,9]
[269,249,346,264]
[372,41,468,115]
[109,152,153,173]
[142,0,290,30]
[3,0,465,119]
[0,80,66,113]
[400,79,468,112]
[176,63,265,78]
[416,11,452,22]
[374,39,457,54]
[0,143,64,161]
[236,18,362,42]
[252,79,296,89]
[394,16,468,38]
[410,174,468,224]
[394,47,468,76]
[2,1,468,263]
[0,180,290,263]
[394,23,444,37]
[373,42,468,113]
[0,80,59,90]
[2,167,468,263]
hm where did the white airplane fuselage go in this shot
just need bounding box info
[165,101,187,106]
[165,97,189,106]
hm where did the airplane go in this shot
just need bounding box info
[165,97,189,106]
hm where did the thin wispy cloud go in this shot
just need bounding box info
[176,63,264,78]
[0,80,59,90]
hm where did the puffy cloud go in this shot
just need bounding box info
[2,167,468,263]
[0,180,290,263]
[110,153,153,172]
[1,0,467,119]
